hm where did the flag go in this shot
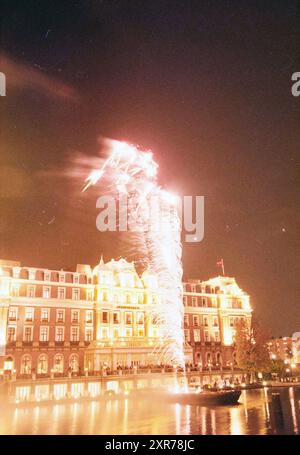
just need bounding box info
[216,259,225,276]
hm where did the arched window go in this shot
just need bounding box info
[232,351,237,365]
[69,354,79,372]
[37,354,48,374]
[54,354,64,373]
[21,354,32,374]
[206,352,211,366]
[216,352,222,366]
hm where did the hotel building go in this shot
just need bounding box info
[0,257,252,378]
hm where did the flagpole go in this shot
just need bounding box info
[221,259,225,276]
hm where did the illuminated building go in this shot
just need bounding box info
[0,258,252,377]
[268,336,300,365]
[183,277,252,368]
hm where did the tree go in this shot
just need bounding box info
[234,317,271,382]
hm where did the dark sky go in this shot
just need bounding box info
[0,0,299,336]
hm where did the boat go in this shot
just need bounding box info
[166,389,242,406]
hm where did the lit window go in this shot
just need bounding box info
[203,316,209,327]
[58,287,66,299]
[43,287,50,299]
[55,327,64,342]
[113,312,120,324]
[12,286,19,297]
[202,298,207,307]
[85,327,93,342]
[71,310,79,324]
[193,315,199,327]
[56,309,65,323]
[25,307,34,321]
[137,312,144,325]
[12,267,20,278]
[28,269,36,280]
[58,273,65,283]
[23,326,33,342]
[194,329,201,342]
[204,331,210,342]
[27,286,35,298]
[125,312,132,325]
[213,317,218,327]
[73,274,79,284]
[72,288,80,300]
[7,326,16,342]
[184,329,190,341]
[214,331,220,342]
[44,271,51,281]
[41,308,49,322]
[85,310,93,324]
[40,326,49,342]
[71,327,79,342]
[192,297,197,307]
[86,289,93,301]
[102,311,108,324]
[8,306,17,320]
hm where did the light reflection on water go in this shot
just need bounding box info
[0,388,299,435]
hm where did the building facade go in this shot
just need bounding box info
[0,257,252,378]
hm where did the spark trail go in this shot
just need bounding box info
[83,139,185,367]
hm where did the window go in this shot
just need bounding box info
[113,312,120,324]
[113,328,120,338]
[71,327,79,342]
[13,267,20,278]
[55,327,64,342]
[201,298,207,307]
[72,288,80,300]
[193,315,199,327]
[71,310,79,324]
[214,331,220,342]
[7,326,16,342]
[213,317,218,327]
[40,326,49,342]
[56,309,65,323]
[102,311,108,324]
[58,273,65,283]
[86,289,93,301]
[73,274,79,284]
[137,312,144,325]
[204,331,210,342]
[190,285,196,292]
[25,307,34,321]
[58,287,66,299]
[183,295,187,306]
[137,328,144,337]
[85,310,93,324]
[8,306,17,320]
[230,317,234,327]
[184,329,190,342]
[125,312,132,325]
[194,329,201,342]
[125,328,132,337]
[85,327,93,342]
[43,287,50,299]
[69,354,79,372]
[102,328,109,339]
[44,271,50,281]
[23,326,33,342]
[203,316,209,327]
[37,354,48,374]
[41,308,49,322]
[54,354,64,373]
[28,269,35,280]
[192,297,197,307]
[184,315,189,327]
[21,355,32,374]
[27,286,35,298]
[125,293,131,304]
[12,286,19,297]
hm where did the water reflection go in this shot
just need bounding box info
[0,388,299,435]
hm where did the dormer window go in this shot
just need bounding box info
[28,269,36,280]
[59,273,65,283]
[44,271,51,282]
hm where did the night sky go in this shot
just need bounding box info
[0,1,299,336]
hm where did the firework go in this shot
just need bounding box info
[83,139,185,367]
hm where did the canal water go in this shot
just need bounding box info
[0,387,299,435]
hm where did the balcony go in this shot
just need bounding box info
[55,341,64,346]
[70,340,80,346]
[39,341,49,346]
